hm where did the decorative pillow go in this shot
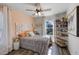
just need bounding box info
[19,32,26,37]
[18,31,28,37]
[34,31,39,35]
[29,32,35,36]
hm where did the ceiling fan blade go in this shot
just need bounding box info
[41,8,51,12]
[32,13,36,16]
[26,9,35,11]
[32,12,44,16]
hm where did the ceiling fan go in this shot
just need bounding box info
[26,3,51,16]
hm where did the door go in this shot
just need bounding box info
[0,12,8,54]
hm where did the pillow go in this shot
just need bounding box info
[34,31,39,35]
[19,32,26,37]
[29,32,35,36]
[18,31,28,37]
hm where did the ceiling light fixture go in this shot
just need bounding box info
[38,12,41,16]
[35,12,42,16]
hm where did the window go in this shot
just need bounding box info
[45,20,53,35]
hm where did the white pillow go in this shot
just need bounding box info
[43,35,50,39]
[29,32,35,36]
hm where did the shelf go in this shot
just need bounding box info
[56,17,68,47]
[56,36,68,42]
[56,41,67,47]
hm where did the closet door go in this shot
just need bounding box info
[0,11,8,54]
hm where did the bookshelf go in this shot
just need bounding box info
[55,17,68,47]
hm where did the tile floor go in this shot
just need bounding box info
[48,43,59,55]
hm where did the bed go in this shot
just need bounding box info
[20,36,50,55]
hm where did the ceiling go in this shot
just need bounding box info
[5,3,72,16]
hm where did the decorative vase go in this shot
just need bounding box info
[13,41,20,50]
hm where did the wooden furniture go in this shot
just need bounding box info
[55,17,68,47]
[56,17,68,37]
[56,36,67,47]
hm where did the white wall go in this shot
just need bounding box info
[68,34,79,54]
[34,16,44,35]
[67,3,79,55]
